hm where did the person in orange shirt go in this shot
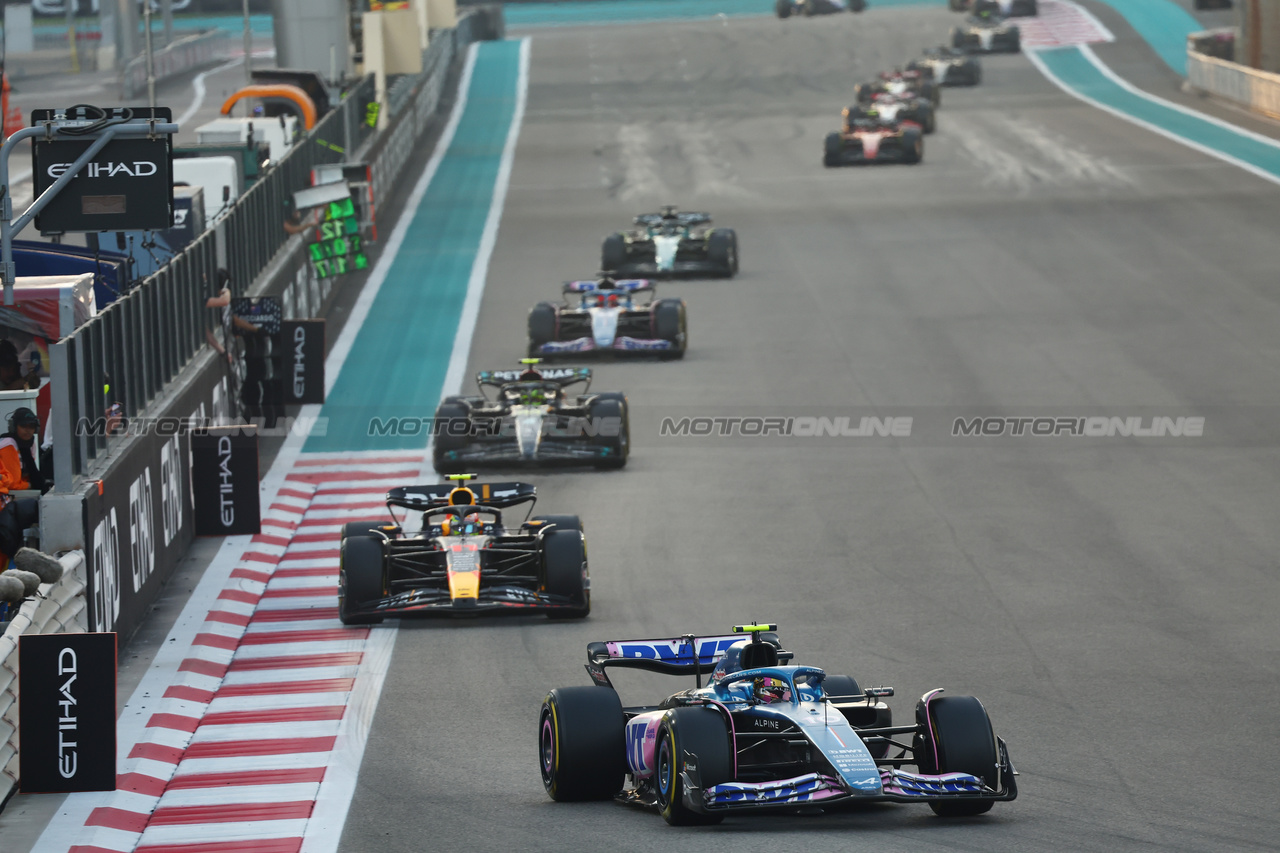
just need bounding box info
[0,408,44,561]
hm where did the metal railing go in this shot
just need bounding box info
[120,29,233,100]
[0,551,88,802]
[51,75,376,479]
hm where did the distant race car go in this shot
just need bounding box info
[538,624,1018,824]
[528,277,687,359]
[338,475,589,623]
[602,206,738,278]
[432,360,629,473]
[859,93,936,134]
[824,107,924,166]
[949,0,1037,16]
[950,4,1021,53]
[855,70,941,108]
[908,47,983,86]
[776,0,865,17]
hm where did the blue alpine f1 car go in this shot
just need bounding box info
[539,624,1017,824]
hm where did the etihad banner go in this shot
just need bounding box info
[191,426,261,536]
[19,633,117,793]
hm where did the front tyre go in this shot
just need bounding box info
[656,707,733,825]
[653,299,687,359]
[587,396,629,469]
[602,233,628,272]
[338,535,384,626]
[824,131,844,167]
[707,229,738,277]
[902,128,924,164]
[539,686,626,800]
[915,693,1001,817]
[775,0,792,17]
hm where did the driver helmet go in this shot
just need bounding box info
[441,512,482,536]
[518,387,547,406]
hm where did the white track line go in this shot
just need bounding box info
[1027,44,1280,189]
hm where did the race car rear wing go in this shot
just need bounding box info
[564,279,652,294]
[634,211,712,227]
[584,633,794,685]
[476,366,591,391]
[386,481,537,511]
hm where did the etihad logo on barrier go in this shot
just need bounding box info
[46,161,159,179]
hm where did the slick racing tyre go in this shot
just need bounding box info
[655,707,733,825]
[775,0,792,17]
[824,131,844,167]
[653,299,687,359]
[919,102,937,134]
[602,234,628,273]
[338,535,384,626]
[903,128,924,164]
[528,301,558,348]
[920,80,941,107]
[432,400,472,473]
[543,528,590,619]
[914,694,1000,816]
[539,686,626,800]
[707,229,738,277]
[588,395,629,469]
[849,0,866,11]
[949,0,967,8]
[950,27,965,48]
[526,514,584,534]
[1009,31,1021,52]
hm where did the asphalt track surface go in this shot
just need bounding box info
[334,8,1280,853]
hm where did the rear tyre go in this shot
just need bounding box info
[849,0,866,11]
[656,707,733,825]
[601,233,628,272]
[915,694,1000,817]
[338,535,384,626]
[587,396,629,469]
[707,229,738,277]
[921,80,941,107]
[824,131,843,167]
[653,299,687,359]
[1009,31,1021,53]
[920,102,937,134]
[528,301,558,347]
[775,0,792,16]
[543,528,589,618]
[432,401,472,474]
[539,686,626,800]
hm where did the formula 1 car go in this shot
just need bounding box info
[824,107,924,166]
[528,277,687,359]
[949,0,1036,16]
[776,0,865,17]
[602,206,738,278]
[855,70,941,108]
[908,47,982,86]
[950,4,1021,53]
[858,93,936,133]
[338,474,589,623]
[538,624,1018,824]
[432,360,629,473]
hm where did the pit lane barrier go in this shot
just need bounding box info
[120,29,235,101]
[0,550,87,805]
[1186,28,1280,120]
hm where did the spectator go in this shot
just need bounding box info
[0,407,45,563]
[0,340,29,391]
